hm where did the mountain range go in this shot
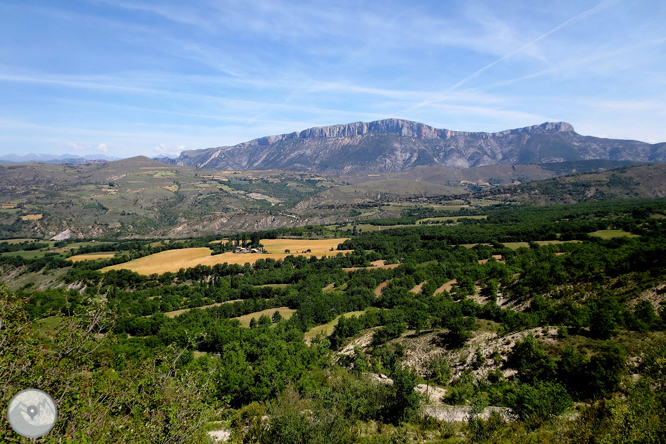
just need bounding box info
[0,153,122,164]
[168,119,666,174]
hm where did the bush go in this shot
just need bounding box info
[505,381,572,425]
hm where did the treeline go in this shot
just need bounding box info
[0,240,49,253]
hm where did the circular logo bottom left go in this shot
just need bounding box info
[7,389,58,438]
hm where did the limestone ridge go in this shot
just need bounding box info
[171,119,664,173]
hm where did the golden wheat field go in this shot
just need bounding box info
[260,238,349,254]
[20,214,43,221]
[101,238,351,275]
[69,253,117,262]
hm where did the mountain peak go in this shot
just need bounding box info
[534,121,574,132]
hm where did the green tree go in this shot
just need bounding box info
[507,334,556,383]
[0,287,214,443]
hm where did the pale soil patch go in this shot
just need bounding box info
[208,429,231,442]
[629,282,666,310]
[261,238,350,254]
[422,405,512,422]
[468,294,489,305]
[69,253,116,262]
[379,327,559,383]
[477,255,503,264]
[234,307,296,327]
[343,260,401,272]
[410,281,428,294]
[20,214,43,221]
[102,244,350,275]
[415,384,448,403]
[339,330,377,355]
[375,280,391,297]
[247,192,282,204]
[304,310,366,343]
[434,279,457,295]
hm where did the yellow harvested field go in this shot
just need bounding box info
[69,253,117,262]
[234,307,296,327]
[20,214,42,221]
[261,238,350,254]
[102,240,351,275]
[304,311,366,343]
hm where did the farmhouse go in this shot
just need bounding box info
[234,246,264,254]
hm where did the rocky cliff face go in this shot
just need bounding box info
[172,119,664,173]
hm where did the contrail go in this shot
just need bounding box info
[399,0,619,114]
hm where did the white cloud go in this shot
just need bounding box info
[67,142,108,152]
[153,143,185,156]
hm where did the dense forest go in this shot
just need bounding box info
[1,198,666,443]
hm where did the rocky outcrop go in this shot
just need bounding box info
[172,119,664,173]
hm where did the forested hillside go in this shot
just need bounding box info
[1,198,666,442]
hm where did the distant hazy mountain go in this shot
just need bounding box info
[169,119,666,173]
[0,153,122,164]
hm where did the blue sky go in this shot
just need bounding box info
[1,0,665,158]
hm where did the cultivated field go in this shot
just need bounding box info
[20,214,43,221]
[102,238,351,275]
[261,238,349,254]
[590,229,639,239]
[234,307,296,327]
[69,253,117,262]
